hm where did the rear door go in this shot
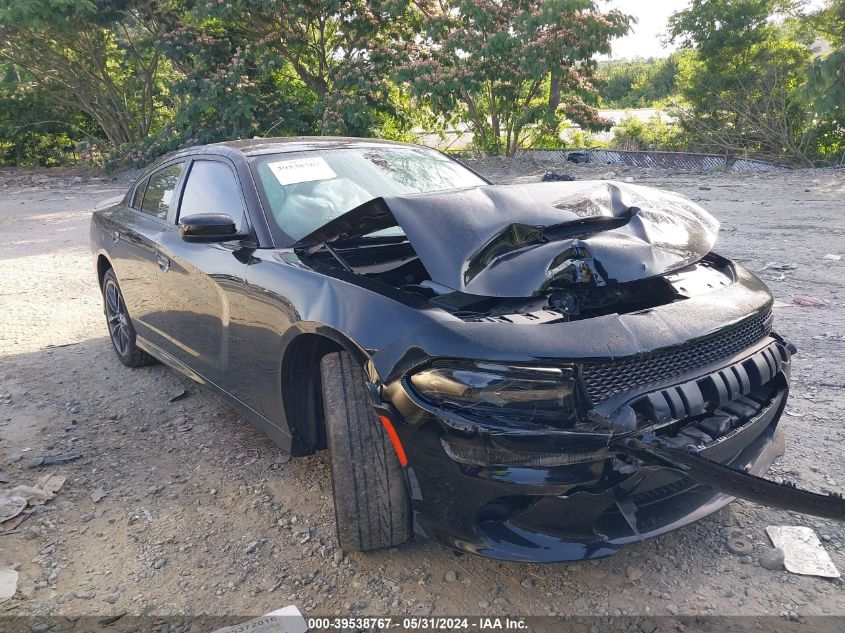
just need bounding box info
[110,161,185,346]
[155,157,252,390]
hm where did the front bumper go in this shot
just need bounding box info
[380,335,843,562]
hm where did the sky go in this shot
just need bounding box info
[604,0,829,60]
[602,0,691,60]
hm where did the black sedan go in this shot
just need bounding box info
[90,137,844,562]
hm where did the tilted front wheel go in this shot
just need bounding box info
[101,269,156,368]
[320,351,412,551]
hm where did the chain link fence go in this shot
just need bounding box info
[513,148,791,172]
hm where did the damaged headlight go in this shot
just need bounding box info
[409,361,579,427]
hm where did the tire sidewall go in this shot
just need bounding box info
[320,352,411,551]
[102,269,138,365]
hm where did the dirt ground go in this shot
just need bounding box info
[1,159,844,628]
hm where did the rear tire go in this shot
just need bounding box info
[320,351,412,551]
[101,268,156,368]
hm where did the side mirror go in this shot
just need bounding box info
[178,213,250,243]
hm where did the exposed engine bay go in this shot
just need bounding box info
[305,239,734,323]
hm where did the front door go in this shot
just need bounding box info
[155,157,251,391]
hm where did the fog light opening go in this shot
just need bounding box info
[476,496,536,524]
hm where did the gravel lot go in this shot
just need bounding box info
[1,159,844,628]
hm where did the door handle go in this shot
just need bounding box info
[157,254,170,272]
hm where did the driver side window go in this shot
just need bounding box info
[179,160,246,230]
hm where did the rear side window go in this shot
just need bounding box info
[131,178,148,209]
[140,163,185,220]
[179,160,246,228]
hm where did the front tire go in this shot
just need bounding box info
[101,268,156,368]
[320,351,412,551]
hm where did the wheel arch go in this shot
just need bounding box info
[280,327,370,456]
[96,253,113,289]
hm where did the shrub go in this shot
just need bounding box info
[611,114,687,151]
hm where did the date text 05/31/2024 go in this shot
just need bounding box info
[306,617,529,630]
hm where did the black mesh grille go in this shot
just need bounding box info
[582,311,772,403]
[629,477,694,506]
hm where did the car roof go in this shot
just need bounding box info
[162,136,420,162]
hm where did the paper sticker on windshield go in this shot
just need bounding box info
[267,157,337,186]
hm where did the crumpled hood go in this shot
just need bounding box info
[295,181,720,297]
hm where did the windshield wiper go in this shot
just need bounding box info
[305,241,354,272]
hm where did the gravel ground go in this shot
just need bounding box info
[0,159,844,627]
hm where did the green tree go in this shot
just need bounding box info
[802,0,845,162]
[185,1,416,137]
[611,114,687,151]
[134,20,320,161]
[668,0,818,165]
[596,56,679,108]
[0,62,105,166]
[0,0,180,147]
[396,0,631,155]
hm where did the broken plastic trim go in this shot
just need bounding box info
[613,434,845,522]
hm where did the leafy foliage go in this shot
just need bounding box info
[0,0,842,166]
[610,114,687,151]
[667,0,835,166]
[106,1,421,167]
[0,1,184,150]
[801,0,845,162]
[0,61,103,166]
[596,57,679,108]
[395,1,631,155]
[113,20,320,167]
[185,1,416,137]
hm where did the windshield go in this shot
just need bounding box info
[251,146,487,242]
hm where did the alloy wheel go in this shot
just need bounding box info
[104,279,130,356]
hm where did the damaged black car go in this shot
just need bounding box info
[90,138,845,562]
